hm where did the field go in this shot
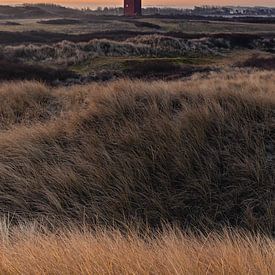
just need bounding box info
[0,7,275,85]
[1,16,275,33]
[0,5,275,274]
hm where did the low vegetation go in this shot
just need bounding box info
[0,58,78,83]
[122,59,212,79]
[2,34,274,67]
[0,30,153,45]
[38,18,83,25]
[239,55,275,70]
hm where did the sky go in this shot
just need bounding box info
[1,0,275,8]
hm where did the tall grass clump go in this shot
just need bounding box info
[0,81,62,130]
[0,71,274,234]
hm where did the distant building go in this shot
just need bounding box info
[124,0,142,16]
[193,5,275,16]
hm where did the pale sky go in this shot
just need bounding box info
[2,0,275,8]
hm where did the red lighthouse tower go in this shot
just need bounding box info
[124,0,142,16]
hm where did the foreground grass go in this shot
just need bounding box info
[0,225,274,275]
[0,70,274,234]
[0,70,274,274]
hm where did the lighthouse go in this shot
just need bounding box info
[124,0,142,16]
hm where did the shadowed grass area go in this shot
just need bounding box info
[0,71,274,235]
[239,55,275,70]
[0,58,78,83]
[70,56,215,80]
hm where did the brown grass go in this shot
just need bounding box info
[0,81,61,130]
[0,70,274,274]
[0,70,274,234]
[0,224,274,275]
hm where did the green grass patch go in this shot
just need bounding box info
[70,56,218,75]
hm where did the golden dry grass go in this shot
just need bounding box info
[0,224,274,275]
